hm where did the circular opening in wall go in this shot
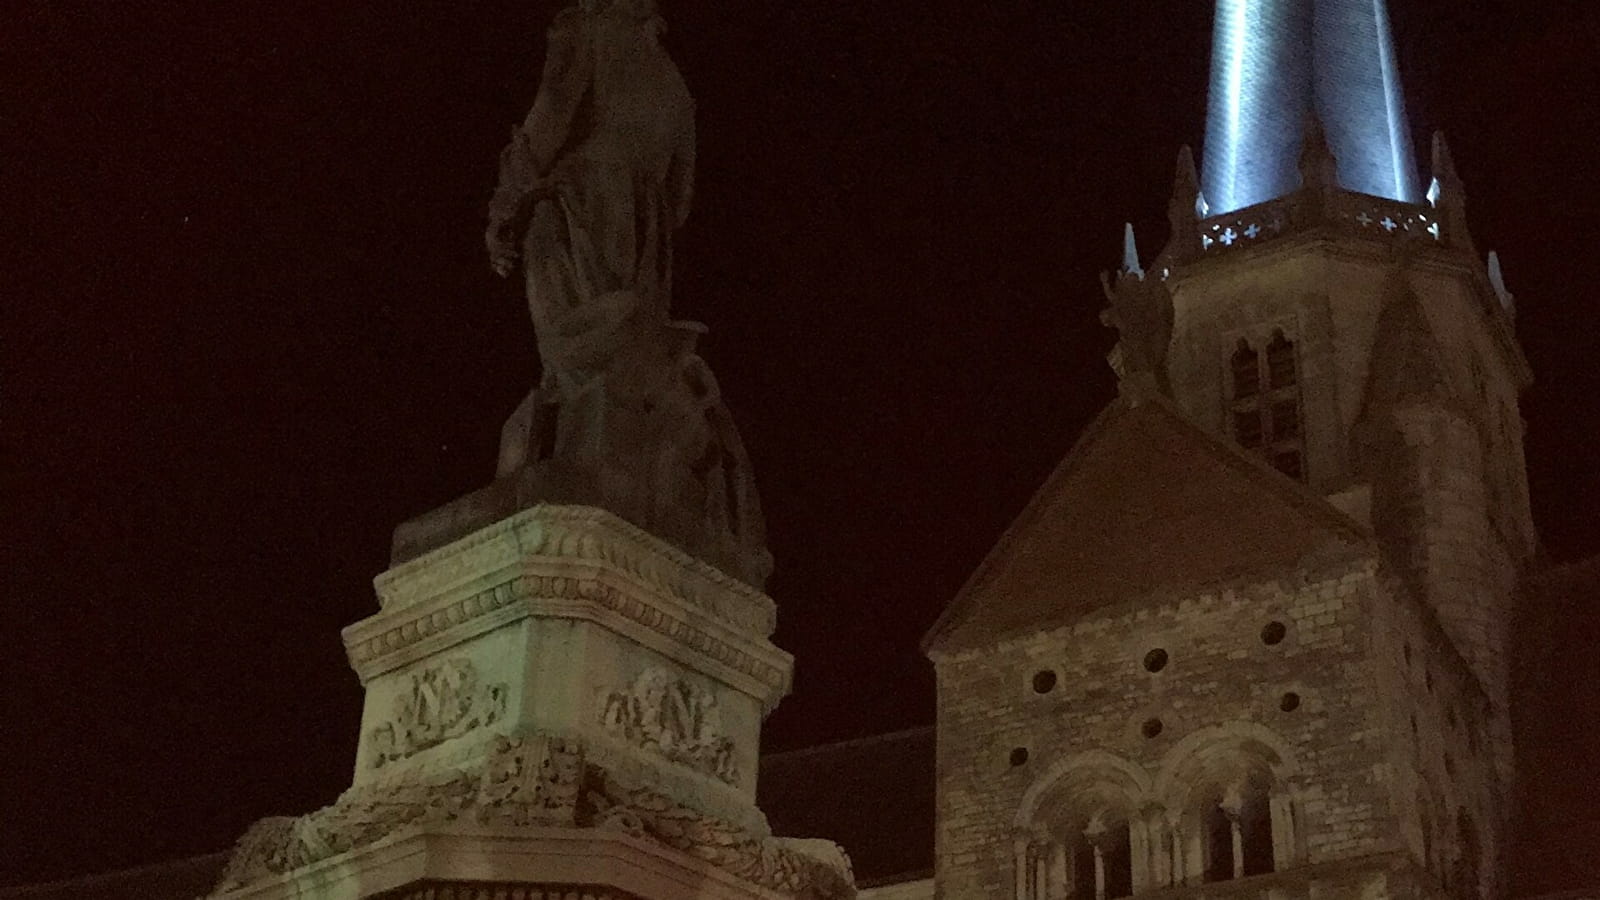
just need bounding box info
[1009,747,1030,767]
[1032,670,1058,695]
[1280,692,1302,712]
[1261,621,1287,646]
[1142,718,1164,739]
[1143,649,1169,673]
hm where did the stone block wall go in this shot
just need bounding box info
[931,556,1412,899]
[1370,568,1505,900]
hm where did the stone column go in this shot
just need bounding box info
[1048,840,1070,900]
[1032,840,1050,900]
[1270,793,1297,869]
[1221,788,1245,880]
[1085,821,1109,900]
[1014,837,1032,900]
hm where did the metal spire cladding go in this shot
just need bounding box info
[1200,0,1420,215]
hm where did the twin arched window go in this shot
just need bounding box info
[1196,780,1275,883]
[1016,818,1134,900]
[1016,786,1283,899]
[1014,738,1296,900]
[1230,330,1305,481]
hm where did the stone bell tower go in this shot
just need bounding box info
[207,3,853,899]
[926,2,1533,899]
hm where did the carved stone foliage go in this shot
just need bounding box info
[217,735,583,891]
[585,766,855,900]
[600,669,738,785]
[369,659,507,769]
[215,735,854,900]
[1099,265,1174,393]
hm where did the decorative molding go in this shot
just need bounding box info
[600,669,738,785]
[374,506,775,636]
[214,735,853,900]
[346,574,791,698]
[369,659,507,769]
[216,735,584,892]
[1188,188,1446,260]
[384,886,639,900]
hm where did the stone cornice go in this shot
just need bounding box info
[374,505,777,637]
[347,563,793,709]
[213,825,791,900]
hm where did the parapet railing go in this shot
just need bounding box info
[1184,188,1447,261]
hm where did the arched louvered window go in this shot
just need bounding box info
[1229,330,1306,481]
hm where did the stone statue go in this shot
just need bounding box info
[485,0,771,587]
[486,0,693,322]
[1099,224,1173,394]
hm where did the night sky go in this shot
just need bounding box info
[9,0,1600,890]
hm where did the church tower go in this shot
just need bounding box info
[925,3,1534,900]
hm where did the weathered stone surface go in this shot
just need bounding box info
[469,0,769,589]
[350,507,792,828]
[213,736,853,900]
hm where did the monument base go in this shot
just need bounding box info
[209,507,852,900]
[210,824,791,900]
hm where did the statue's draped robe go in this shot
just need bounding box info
[491,9,695,358]
[484,8,769,587]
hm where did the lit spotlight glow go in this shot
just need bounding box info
[1200,0,1420,215]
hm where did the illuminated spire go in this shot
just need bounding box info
[1200,0,1421,215]
[1122,223,1145,280]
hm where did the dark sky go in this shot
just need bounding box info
[8,0,1600,890]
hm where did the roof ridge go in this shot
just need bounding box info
[924,394,1370,653]
[0,851,229,897]
[760,725,935,766]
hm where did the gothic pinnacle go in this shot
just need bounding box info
[1122,223,1145,280]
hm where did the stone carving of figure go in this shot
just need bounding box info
[486,0,771,587]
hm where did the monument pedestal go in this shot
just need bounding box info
[211,506,852,900]
[214,825,791,900]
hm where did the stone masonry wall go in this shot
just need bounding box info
[932,555,1404,899]
[1370,571,1503,900]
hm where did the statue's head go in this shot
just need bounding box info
[579,0,658,21]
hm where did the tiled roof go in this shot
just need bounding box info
[759,727,936,888]
[0,852,228,900]
[925,393,1372,652]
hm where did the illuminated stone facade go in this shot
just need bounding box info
[923,3,1534,899]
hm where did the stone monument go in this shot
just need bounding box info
[209,2,851,897]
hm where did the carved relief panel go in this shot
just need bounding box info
[368,658,507,769]
[598,668,739,785]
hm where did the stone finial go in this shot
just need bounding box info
[1488,251,1516,319]
[1297,114,1340,194]
[1358,263,1455,425]
[1167,145,1204,261]
[1122,223,1146,280]
[1432,130,1463,191]
[1101,223,1174,396]
[1431,131,1476,252]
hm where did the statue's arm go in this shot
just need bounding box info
[486,11,592,276]
[520,11,593,177]
[667,102,696,228]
